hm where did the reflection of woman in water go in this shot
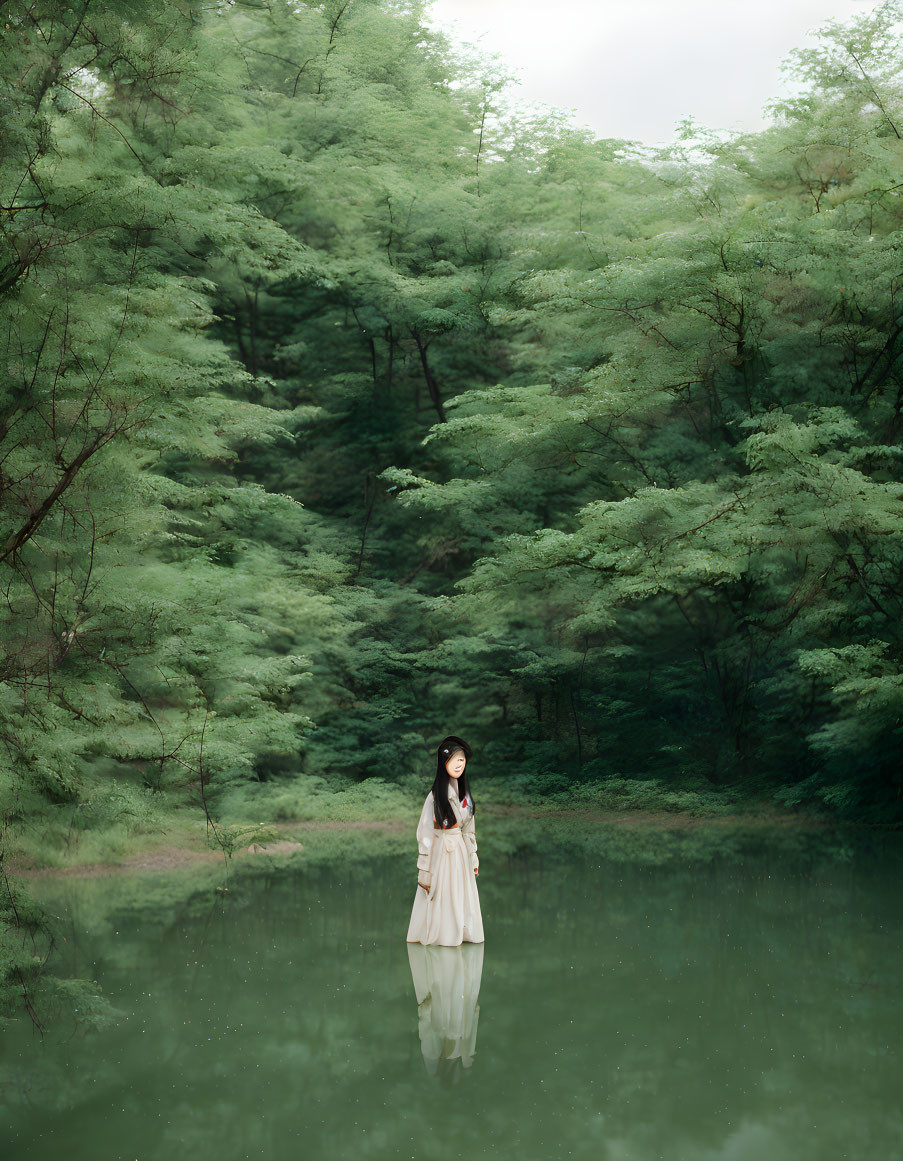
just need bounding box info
[407,942,484,1079]
[406,736,484,946]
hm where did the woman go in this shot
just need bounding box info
[406,736,484,946]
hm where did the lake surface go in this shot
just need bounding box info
[3,823,902,1161]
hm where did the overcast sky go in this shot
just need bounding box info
[426,0,881,145]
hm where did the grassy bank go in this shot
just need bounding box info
[3,773,834,881]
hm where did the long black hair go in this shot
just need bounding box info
[430,735,475,829]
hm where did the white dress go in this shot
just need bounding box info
[406,783,484,946]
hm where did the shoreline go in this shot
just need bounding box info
[3,802,840,881]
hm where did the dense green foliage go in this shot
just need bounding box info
[2,0,903,1023]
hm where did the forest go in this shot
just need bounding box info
[2,0,903,1024]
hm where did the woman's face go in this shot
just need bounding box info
[444,749,466,780]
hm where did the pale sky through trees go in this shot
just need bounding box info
[427,0,882,144]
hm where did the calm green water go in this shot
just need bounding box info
[3,827,902,1161]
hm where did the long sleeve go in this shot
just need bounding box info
[463,809,478,872]
[415,792,434,887]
